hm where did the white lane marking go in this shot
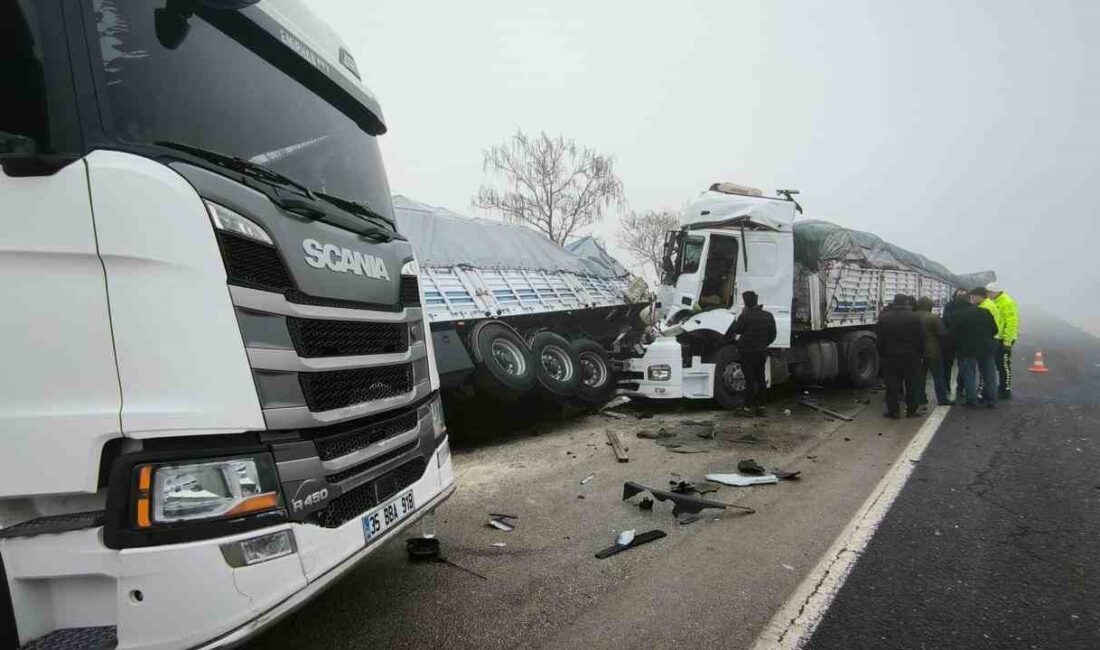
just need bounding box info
[752,406,952,650]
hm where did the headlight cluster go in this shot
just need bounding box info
[647,364,672,381]
[135,455,281,528]
[400,259,420,277]
[205,200,273,245]
[418,396,447,439]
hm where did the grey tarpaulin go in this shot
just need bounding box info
[392,196,626,279]
[565,236,631,278]
[793,220,995,288]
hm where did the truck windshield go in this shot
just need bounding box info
[89,0,393,223]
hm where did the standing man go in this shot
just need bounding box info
[729,290,777,417]
[916,296,953,406]
[973,287,1002,402]
[987,282,1019,399]
[942,288,969,400]
[877,294,924,419]
[951,289,1000,408]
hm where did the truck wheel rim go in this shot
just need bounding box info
[578,351,608,388]
[540,344,574,382]
[722,361,746,393]
[491,339,526,376]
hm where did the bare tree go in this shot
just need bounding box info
[475,131,624,245]
[618,209,680,279]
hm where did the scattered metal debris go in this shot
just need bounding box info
[669,447,711,454]
[491,543,506,548]
[595,529,667,559]
[705,473,779,487]
[797,399,855,421]
[737,459,766,475]
[677,514,700,525]
[606,430,630,462]
[580,474,595,485]
[773,469,801,480]
[638,497,654,510]
[637,429,674,440]
[488,513,518,532]
[669,480,695,494]
[488,518,515,532]
[407,538,489,580]
[600,410,628,420]
[616,529,636,546]
[623,481,754,515]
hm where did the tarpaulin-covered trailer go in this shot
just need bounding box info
[394,196,648,404]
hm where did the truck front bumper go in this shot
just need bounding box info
[1,441,455,650]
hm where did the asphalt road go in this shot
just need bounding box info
[243,381,930,649]
[808,312,1100,649]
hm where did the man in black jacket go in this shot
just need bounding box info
[729,291,777,416]
[949,290,1000,407]
[877,294,924,419]
[941,288,969,399]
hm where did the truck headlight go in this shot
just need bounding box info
[135,455,281,528]
[647,364,672,381]
[205,200,273,245]
[418,396,447,439]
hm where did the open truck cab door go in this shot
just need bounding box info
[620,186,796,403]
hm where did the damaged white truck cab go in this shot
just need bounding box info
[617,183,976,407]
[1,1,453,648]
[618,187,797,406]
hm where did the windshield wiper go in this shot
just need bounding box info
[155,140,314,198]
[315,191,396,230]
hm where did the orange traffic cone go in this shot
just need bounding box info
[1027,351,1050,373]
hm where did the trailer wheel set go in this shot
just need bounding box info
[467,321,615,405]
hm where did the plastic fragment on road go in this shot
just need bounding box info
[581,474,595,485]
[637,429,674,440]
[639,497,654,510]
[595,529,667,559]
[490,543,506,548]
[678,514,700,525]
[622,481,755,516]
[616,529,636,546]
[408,538,489,580]
[705,473,779,487]
[487,514,518,532]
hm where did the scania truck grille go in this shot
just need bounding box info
[400,276,421,306]
[298,365,413,412]
[308,456,428,528]
[217,232,293,290]
[287,317,409,357]
[313,410,419,460]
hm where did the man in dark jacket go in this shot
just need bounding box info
[877,294,924,419]
[729,291,777,416]
[949,289,1000,408]
[916,296,953,406]
[941,288,969,399]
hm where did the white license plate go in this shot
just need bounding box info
[362,489,416,542]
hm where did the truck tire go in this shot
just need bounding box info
[468,321,536,399]
[529,331,582,398]
[570,338,616,405]
[713,345,746,409]
[844,335,879,387]
[803,340,839,384]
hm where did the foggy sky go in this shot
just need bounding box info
[312,0,1100,335]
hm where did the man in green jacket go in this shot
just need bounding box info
[987,282,1019,399]
[973,287,1001,402]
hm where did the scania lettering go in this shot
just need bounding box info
[0,1,454,648]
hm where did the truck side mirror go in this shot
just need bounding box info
[155,1,194,50]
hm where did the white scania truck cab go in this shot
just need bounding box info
[1,1,454,648]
